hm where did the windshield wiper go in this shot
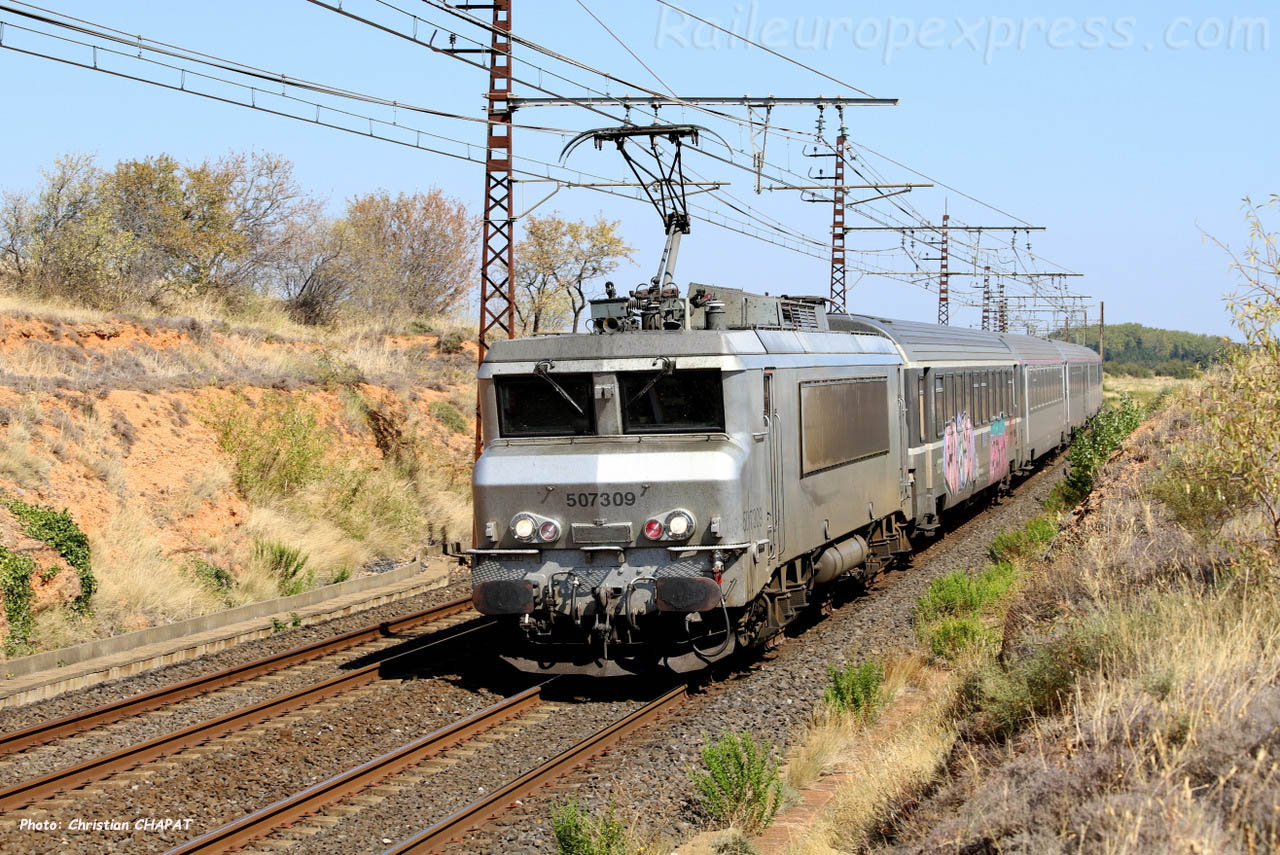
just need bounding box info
[626,356,674,405]
[534,361,585,415]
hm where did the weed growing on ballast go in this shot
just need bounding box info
[689,730,783,836]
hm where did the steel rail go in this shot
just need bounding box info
[0,596,475,757]
[163,685,547,855]
[385,685,688,854]
[0,621,495,812]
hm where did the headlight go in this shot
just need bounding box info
[665,510,694,539]
[512,515,536,541]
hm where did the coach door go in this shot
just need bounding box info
[764,371,784,561]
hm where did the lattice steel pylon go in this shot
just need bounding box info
[475,0,514,459]
[829,134,848,311]
[981,265,991,331]
[937,212,950,325]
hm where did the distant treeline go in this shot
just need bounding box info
[1055,323,1229,378]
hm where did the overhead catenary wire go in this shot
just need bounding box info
[572,0,675,96]
[0,12,825,258]
[648,0,876,98]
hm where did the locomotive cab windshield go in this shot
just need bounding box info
[495,373,594,437]
[619,368,725,434]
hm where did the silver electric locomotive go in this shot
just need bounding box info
[470,284,1101,676]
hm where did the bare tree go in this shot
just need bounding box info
[343,189,476,320]
[274,216,353,326]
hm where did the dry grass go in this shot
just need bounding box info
[781,663,959,855]
[868,390,1280,854]
[0,293,477,654]
[1103,373,1195,408]
[0,293,111,323]
[246,506,371,583]
[0,423,49,488]
[91,506,225,632]
[784,653,929,794]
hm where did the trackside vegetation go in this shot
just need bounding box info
[689,730,784,837]
[786,198,1280,853]
[0,498,96,654]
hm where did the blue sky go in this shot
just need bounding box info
[2,1,1276,337]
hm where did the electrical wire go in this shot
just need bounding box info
[572,0,674,96]
[648,0,876,98]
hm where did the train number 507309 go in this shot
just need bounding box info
[565,491,638,508]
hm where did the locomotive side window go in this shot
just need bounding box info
[800,377,890,477]
[619,369,725,434]
[495,373,596,437]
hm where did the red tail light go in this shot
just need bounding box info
[643,519,665,540]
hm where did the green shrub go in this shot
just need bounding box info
[0,547,36,655]
[927,616,992,659]
[428,400,467,434]
[189,559,235,606]
[550,798,628,855]
[1052,396,1147,508]
[915,572,984,623]
[252,540,314,597]
[1150,454,1251,539]
[990,517,1057,563]
[5,499,95,614]
[965,620,1109,738]
[824,660,885,719]
[329,566,353,584]
[438,330,467,354]
[315,350,365,388]
[712,833,759,855]
[208,394,329,502]
[916,562,1014,626]
[690,730,783,835]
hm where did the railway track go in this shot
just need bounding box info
[0,598,489,812]
[157,682,685,855]
[387,685,686,854]
[0,596,475,758]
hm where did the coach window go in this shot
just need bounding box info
[945,374,953,423]
[934,374,945,437]
[801,378,891,477]
[917,373,927,444]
